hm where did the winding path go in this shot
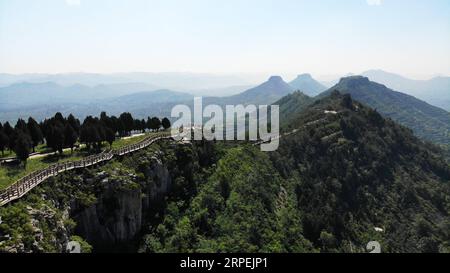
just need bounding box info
[0,132,172,207]
[0,110,339,207]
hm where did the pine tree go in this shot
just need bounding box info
[162,118,171,130]
[104,127,116,148]
[67,114,81,133]
[119,112,134,136]
[64,124,78,152]
[0,130,8,156]
[4,124,16,151]
[15,118,29,135]
[49,124,65,154]
[27,117,44,153]
[14,131,32,168]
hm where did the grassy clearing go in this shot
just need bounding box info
[110,134,148,150]
[0,132,154,191]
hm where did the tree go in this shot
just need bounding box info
[14,132,32,168]
[319,231,337,252]
[140,119,147,133]
[110,116,119,135]
[64,124,78,152]
[3,122,14,151]
[80,125,93,150]
[341,94,354,110]
[67,114,81,133]
[148,117,161,131]
[0,130,8,156]
[113,117,125,137]
[80,123,101,151]
[48,124,65,154]
[27,117,44,153]
[162,118,171,130]
[119,112,134,136]
[104,127,116,148]
[54,112,65,125]
[149,117,153,130]
[15,118,29,135]
[3,121,14,137]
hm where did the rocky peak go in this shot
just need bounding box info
[295,73,313,80]
[267,75,284,83]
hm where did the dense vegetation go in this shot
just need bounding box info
[319,76,450,151]
[273,92,450,252]
[0,112,171,166]
[276,91,314,127]
[1,92,449,253]
[0,140,213,252]
[137,92,450,253]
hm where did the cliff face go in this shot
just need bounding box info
[73,181,144,249]
[72,155,172,250]
[0,141,194,253]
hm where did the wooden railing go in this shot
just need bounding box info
[0,132,172,207]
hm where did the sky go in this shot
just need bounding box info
[0,0,449,79]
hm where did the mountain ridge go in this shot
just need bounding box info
[361,69,450,111]
[318,76,450,148]
[289,73,327,96]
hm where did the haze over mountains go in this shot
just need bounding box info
[3,91,450,253]
[0,74,294,122]
[1,72,450,253]
[289,74,327,96]
[319,76,450,147]
[0,82,161,108]
[1,71,449,155]
[361,70,450,111]
[204,76,294,106]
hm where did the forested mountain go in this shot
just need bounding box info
[361,70,450,111]
[0,76,292,123]
[137,92,450,253]
[271,92,450,252]
[289,74,327,96]
[318,76,450,149]
[276,91,314,126]
[1,92,450,253]
[204,76,294,106]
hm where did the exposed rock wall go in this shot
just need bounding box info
[72,153,173,250]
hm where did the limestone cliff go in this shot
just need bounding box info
[0,141,189,253]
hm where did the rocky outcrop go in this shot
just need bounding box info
[142,153,172,207]
[71,152,172,250]
[0,142,193,253]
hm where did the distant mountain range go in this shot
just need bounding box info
[0,82,161,109]
[361,70,450,111]
[315,70,450,111]
[289,74,327,96]
[0,72,252,91]
[1,72,449,154]
[205,76,294,106]
[319,76,450,147]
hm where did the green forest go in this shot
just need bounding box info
[1,92,449,253]
[136,93,450,253]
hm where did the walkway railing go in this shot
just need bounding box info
[0,132,172,206]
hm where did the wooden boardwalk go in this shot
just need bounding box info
[0,132,172,207]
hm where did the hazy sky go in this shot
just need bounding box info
[0,0,449,78]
